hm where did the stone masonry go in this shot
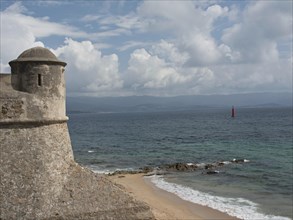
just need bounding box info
[0,47,154,219]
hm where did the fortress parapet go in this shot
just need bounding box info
[0,47,67,124]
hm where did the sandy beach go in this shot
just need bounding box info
[109,173,240,220]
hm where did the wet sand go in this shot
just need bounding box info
[109,173,240,220]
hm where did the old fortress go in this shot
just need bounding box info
[0,47,153,219]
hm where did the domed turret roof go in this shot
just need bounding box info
[9,47,66,66]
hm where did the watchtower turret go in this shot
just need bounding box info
[0,47,68,123]
[9,46,66,95]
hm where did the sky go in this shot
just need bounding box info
[0,0,292,97]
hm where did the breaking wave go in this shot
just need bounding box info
[148,175,291,220]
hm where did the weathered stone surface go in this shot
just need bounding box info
[0,123,154,219]
[1,98,24,119]
[52,164,153,220]
[0,123,72,219]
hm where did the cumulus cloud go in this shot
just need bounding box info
[0,3,43,72]
[222,1,292,63]
[206,4,228,19]
[53,38,123,95]
[150,40,189,66]
[124,48,217,95]
[136,1,230,66]
[125,48,186,89]
[210,59,292,94]
[1,1,292,96]
[0,2,86,72]
[132,1,291,95]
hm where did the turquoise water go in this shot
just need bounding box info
[68,107,293,219]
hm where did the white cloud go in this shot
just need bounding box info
[81,15,101,22]
[1,1,292,96]
[137,1,196,32]
[210,59,292,94]
[0,8,44,72]
[118,41,153,52]
[53,38,123,95]
[0,2,87,72]
[124,48,217,96]
[2,2,86,39]
[90,28,131,39]
[3,1,29,14]
[181,33,222,65]
[125,48,186,89]
[206,4,228,19]
[35,1,70,7]
[137,1,230,66]
[122,34,291,96]
[150,40,189,66]
[81,12,147,38]
[98,13,145,31]
[222,1,292,63]
[218,44,241,62]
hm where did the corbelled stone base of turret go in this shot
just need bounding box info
[0,123,154,220]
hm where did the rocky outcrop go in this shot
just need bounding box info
[109,159,250,176]
[162,163,198,171]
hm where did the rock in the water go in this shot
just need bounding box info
[140,166,154,173]
[206,170,220,175]
[163,163,197,171]
[204,164,215,169]
[232,159,250,163]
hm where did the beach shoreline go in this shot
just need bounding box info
[109,173,240,220]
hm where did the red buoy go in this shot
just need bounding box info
[231,106,235,118]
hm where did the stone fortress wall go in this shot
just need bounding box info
[0,47,154,219]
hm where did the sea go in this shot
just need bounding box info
[67,107,293,220]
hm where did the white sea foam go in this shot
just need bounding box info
[87,165,112,174]
[148,175,291,220]
[92,170,111,174]
[89,166,137,175]
[196,163,206,168]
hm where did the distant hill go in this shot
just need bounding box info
[66,92,292,113]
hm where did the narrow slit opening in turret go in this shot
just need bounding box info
[38,74,42,86]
